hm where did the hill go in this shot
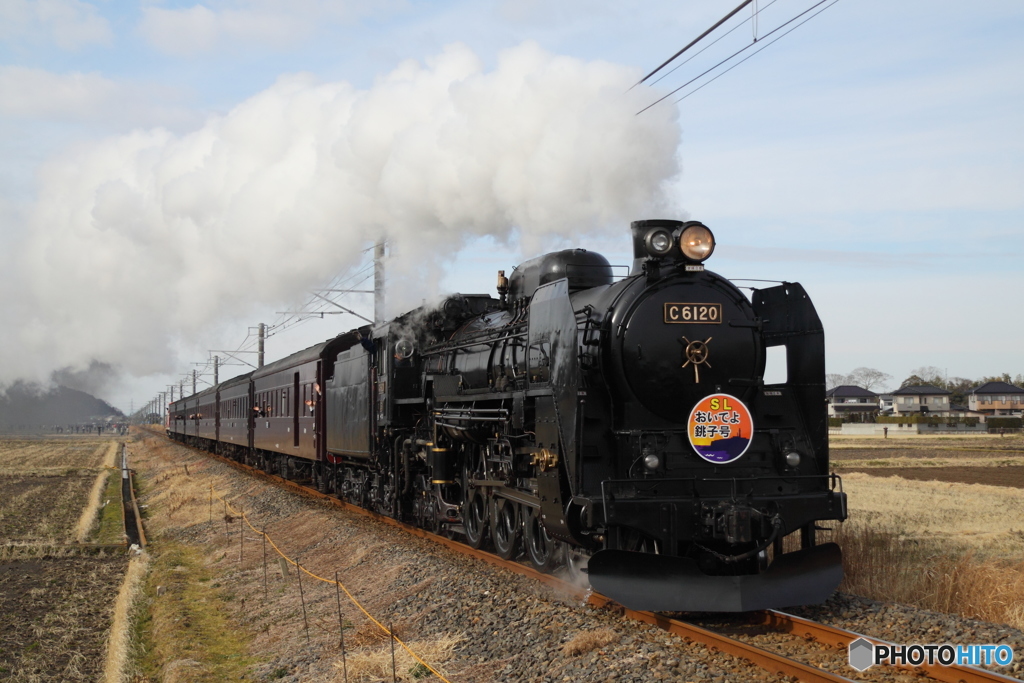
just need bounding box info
[0,382,124,429]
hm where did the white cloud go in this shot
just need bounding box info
[0,0,112,50]
[138,0,404,56]
[0,66,197,131]
[0,67,119,119]
[1,42,681,386]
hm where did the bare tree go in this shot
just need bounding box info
[847,367,893,392]
[825,373,850,391]
[909,366,946,387]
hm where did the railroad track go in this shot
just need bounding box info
[186,442,1020,683]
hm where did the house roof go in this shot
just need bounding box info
[970,381,1024,395]
[892,384,951,396]
[826,385,877,398]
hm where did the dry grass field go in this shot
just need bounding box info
[828,434,1024,629]
[0,437,132,682]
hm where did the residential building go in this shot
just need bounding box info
[826,385,878,420]
[968,381,1024,416]
[891,384,952,417]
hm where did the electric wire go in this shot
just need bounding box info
[633,0,756,88]
[675,0,842,104]
[648,0,780,87]
[637,0,839,115]
[181,256,376,396]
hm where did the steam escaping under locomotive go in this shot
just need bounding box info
[168,219,847,612]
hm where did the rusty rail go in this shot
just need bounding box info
[755,610,1022,683]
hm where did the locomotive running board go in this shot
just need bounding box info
[587,543,842,613]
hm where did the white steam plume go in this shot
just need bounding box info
[3,41,681,388]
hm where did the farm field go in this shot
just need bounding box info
[828,435,1024,628]
[831,434,1024,488]
[0,548,127,681]
[0,436,132,682]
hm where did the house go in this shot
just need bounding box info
[891,384,952,417]
[877,394,894,415]
[968,381,1024,416]
[826,385,878,419]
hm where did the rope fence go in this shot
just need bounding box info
[210,485,452,683]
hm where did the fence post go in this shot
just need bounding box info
[335,571,347,683]
[297,560,310,645]
[390,622,397,683]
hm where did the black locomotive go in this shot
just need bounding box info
[168,219,847,612]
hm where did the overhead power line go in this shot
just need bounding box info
[649,0,781,87]
[674,0,842,104]
[634,0,756,88]
[636,0,841,115]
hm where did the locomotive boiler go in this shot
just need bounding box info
[168,218,846,612]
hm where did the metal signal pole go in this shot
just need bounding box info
[258,323,265,368]
[214,355,219,385]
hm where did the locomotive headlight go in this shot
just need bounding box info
[644,228,674,256]
[643,453,661,470]
[784,451,802,468]
[679,223,716,262]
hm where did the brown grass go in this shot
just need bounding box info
[103,553,149,682]
[836,521,1024,630]
[837,469,1024,629]
[333,633,463,682]
[841,472,1024,558]
[560,627,619,656]
[75,444,118,542]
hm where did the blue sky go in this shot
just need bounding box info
[0,0,1021,412]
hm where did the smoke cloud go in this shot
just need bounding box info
[1,41,681,393]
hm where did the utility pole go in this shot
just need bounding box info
[192,370,197,395]
[214,355,219,385]
[169,385,175,403]
[258,323,265,368]
[374,241,385,324]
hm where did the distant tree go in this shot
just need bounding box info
[847,367,892,392]
[909,366,946,387]
[825,373,850,390]
[900,374,926,388]
[945,377,975,406]
[980,373,1014,385]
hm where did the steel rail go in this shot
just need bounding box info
[755,610,1022,683]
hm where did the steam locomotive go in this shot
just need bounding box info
[168,219,847,612]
